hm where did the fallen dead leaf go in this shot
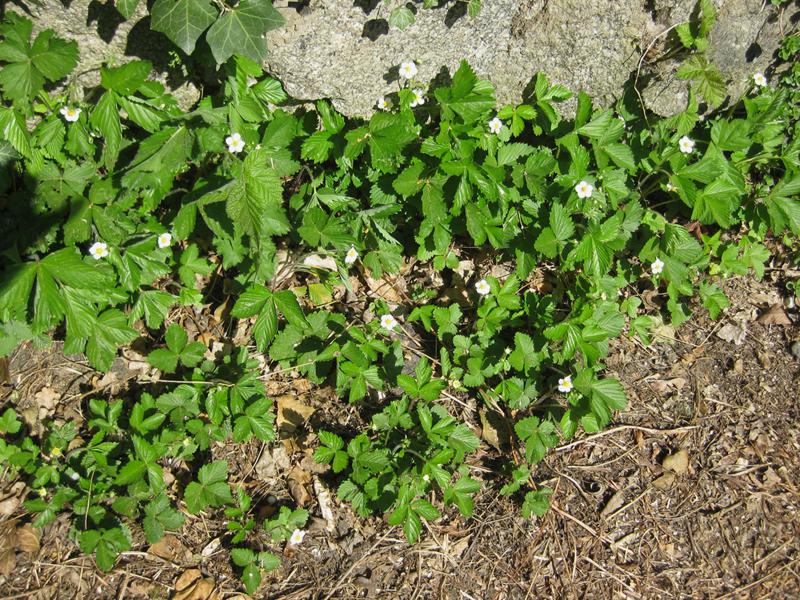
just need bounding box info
[756,303,791,325]
[33,386,60,417]
[479,408,512,451]
[15,524,39,554]
[662,449,689,475]
[276,395,315,433]
[173,569,219,600]
[201,537,221,558]
[149,534,192,564]
[288,466,312,506]
[649,377,687,395]
[255,445,292,481]
[0,482,26,517]
[652,472,676,490]
[313,477,336,532]
[600,490,626,517]
[303,254,337,270]
[716,322,747,346]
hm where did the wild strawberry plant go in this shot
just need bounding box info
[0,2,798,594]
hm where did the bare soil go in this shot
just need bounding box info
[1,272,799,600]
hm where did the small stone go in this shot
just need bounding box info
[662,449,689,475]
[652,472,676,490]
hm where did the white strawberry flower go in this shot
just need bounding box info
[575,180,594,199]
[289,529,306,545]
[422,474,430,482]
[753,72,767,88]
[399,61,418,80]
[157,232,172,249]
[410,88,425,108]
[380,314,398,331]
[557,375,573,394]
[246,76,257,88]
[666,181,676,192]
[377,96,391,111]
[651,257,665,275]
[344,245,359,265]
[488,116,503,134]
[475,279,491,296]
[678,136,695,154]
[225,132,245,154]
[88,242,109,260]
[59,106,81,122]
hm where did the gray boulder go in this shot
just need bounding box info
[25,0,797,117]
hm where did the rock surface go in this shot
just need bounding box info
[28,0,797,116]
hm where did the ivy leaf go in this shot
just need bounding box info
[388,7,415,29]
[205,0,285,65]
[150,0,218,55]
[115,0,141,20]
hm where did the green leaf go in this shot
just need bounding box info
[86,309,139,372]
[185,460,233,513]
[150,0,218,55]
[90,91,122,168]
[676,55,727,108]
[699,281,729,319]
[227,150,288,243]
[100,60,152,95]
[522,488,552,518]
[0,15,78,104]
[514,416,558,464]
[766,175,800,236]
[205,0,285,64]
[115,0,141,19]
[388,7,415,29]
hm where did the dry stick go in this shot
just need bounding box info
[555,424,697,453]
[322,529,394,600]
[549,505,615,545]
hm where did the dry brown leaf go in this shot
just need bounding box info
[479,409,512,451]
[0,482,26,517]
[288,466,312,506]
[716,322,747,346]
[276,395,315,432]
[652,472,676,490]
[649,377,687,395]
[365,274,405,304]
[0,548,15,577]
[173,569,219,600]
[15,524,39,553]
[34,386,60,416]
[600,489,626,517]
[149,535,192,563]
[313,477,336,532]
[756,303,791,325]
[662,449,689,475]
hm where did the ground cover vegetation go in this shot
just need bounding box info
[0,0,798,593]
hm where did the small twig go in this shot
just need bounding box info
[555,424,697,452]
